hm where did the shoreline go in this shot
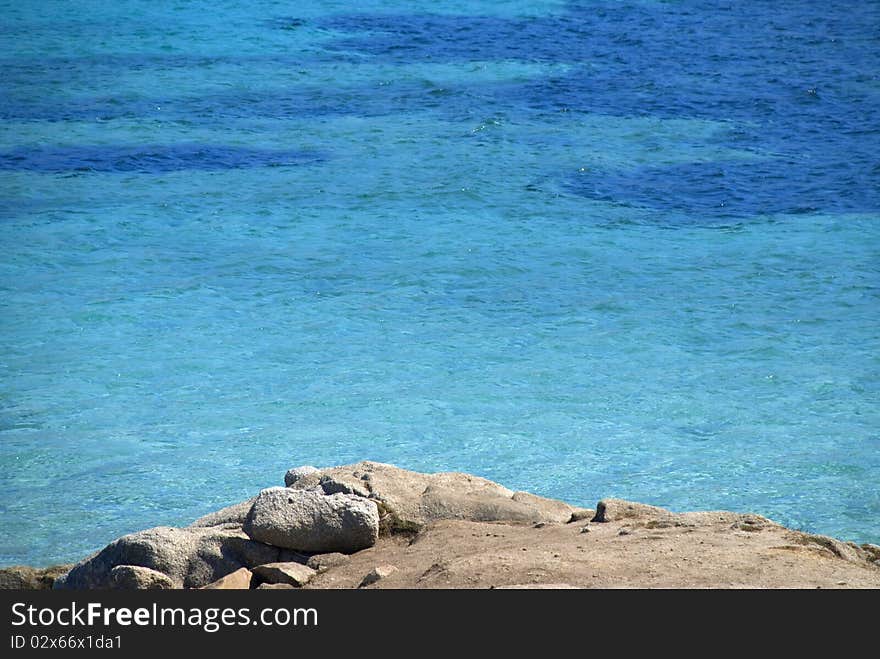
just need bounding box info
[2,460,879,589]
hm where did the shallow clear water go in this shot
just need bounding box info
[1,0,878,566]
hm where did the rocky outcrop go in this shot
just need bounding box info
[591,498,673,523]
[289,461,585,531]
[787,531,876,564]
[31,460,879,591]
[0,564,73,590]
[55,526,279,589]
[243,488,379,553]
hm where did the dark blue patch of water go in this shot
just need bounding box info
[313,1,880,219]
[565,158,879,219]
[0,144,322,173]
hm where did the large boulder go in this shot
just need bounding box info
[54,526,280,590]
[243,488,379,553]
[289,461,580,531]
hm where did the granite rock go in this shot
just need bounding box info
[243,488,379,553]
[55,526,279,589]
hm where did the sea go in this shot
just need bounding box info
[1,0,878,567]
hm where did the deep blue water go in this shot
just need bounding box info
[1,0,878,566]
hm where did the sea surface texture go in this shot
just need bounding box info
[1,1,878,566]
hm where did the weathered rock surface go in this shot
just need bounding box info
[358,565,398,588]
[303,514,880,590]
[243,488,379,553]
[110,565,175,590]
[289,461,582,532]
[306,552,350,573]
[591,498,676,523]
[14,461,879,590]
[200,567,253,590]
[252,562,316,587]
[55,526,280,589]
[0,565,73,590]
[787,531,875,564]
[284,465,320,487]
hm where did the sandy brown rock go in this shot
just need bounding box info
[252,562,316,587]
[292,461,579,532]
[200,567,253,590]
[592,498,675,523]
[303,508,880,589]
[0,565,73,590]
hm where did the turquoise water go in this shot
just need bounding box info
[1,0,878,566]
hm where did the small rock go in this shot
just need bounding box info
[306,553,350,573]
[618,528,632,536]
[257,583,295,590]
[533,522,547,529]
[580,525,591,534]
[284,465,320,487]
[200,567,253,590]
[358,565,398,588]
[111,565,175,590]
[252,562,316,588]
